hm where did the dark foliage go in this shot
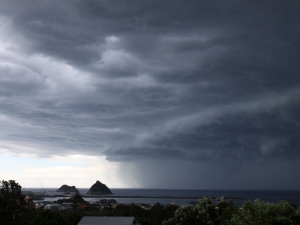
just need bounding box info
[29,210,66,225]
[0,180,26,222]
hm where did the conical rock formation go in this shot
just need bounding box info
[87,180,112,195]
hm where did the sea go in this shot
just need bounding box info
[23,188,300,207]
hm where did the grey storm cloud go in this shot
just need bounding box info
[1,0,300,188]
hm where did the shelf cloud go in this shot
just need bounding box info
[1,0,300,188]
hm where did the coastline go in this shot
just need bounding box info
[43,194,247,200]
[22,188,300,207]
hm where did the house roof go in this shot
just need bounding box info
[24,196,33,200]
[46,203,61,207]
[78,216,139,225]
[58,205,73,210]
[26,203,36,209]
[39,201,51,204]
[77,204,88,209]
[59,205,73,209]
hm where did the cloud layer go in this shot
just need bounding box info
[1,1,300,188]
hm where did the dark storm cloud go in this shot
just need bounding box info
[1,0,300,187]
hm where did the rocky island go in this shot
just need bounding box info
[87,180,112,195]
[56,184,77,192]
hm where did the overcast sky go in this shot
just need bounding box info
[0,0,300,189]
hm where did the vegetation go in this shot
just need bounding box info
[0,180,26,222]
[162,197,235,225]
[229,200,300,225]
[1,180,300,225]
[29,210,66,225]
[163,197,300,225]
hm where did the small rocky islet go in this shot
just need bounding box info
[56,180,112,195]
[56,184,77,192]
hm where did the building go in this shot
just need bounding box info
[78,217,140,225]
[58,205,73,211]
[44,203,61,210]
[25,202,36,209]
[35,201,51,209]
[77,204,88,210]
[100,199,117,205]
[62,202,74,206]
[137,203,152,210]
[24,196,33,202]
[21,191,44,200]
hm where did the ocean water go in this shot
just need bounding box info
[24,188,300,207]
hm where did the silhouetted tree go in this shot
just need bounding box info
[229,200,300,225]
[129,203,148,222]
[149,202,166,225]
[113,204,131,216]
[163,197,236,225]
[216,196,236,225]
[163,205,196,225]
[0,180,26,220]
[29,210,66,225]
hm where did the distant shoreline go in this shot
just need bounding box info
[43,194,247,200]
